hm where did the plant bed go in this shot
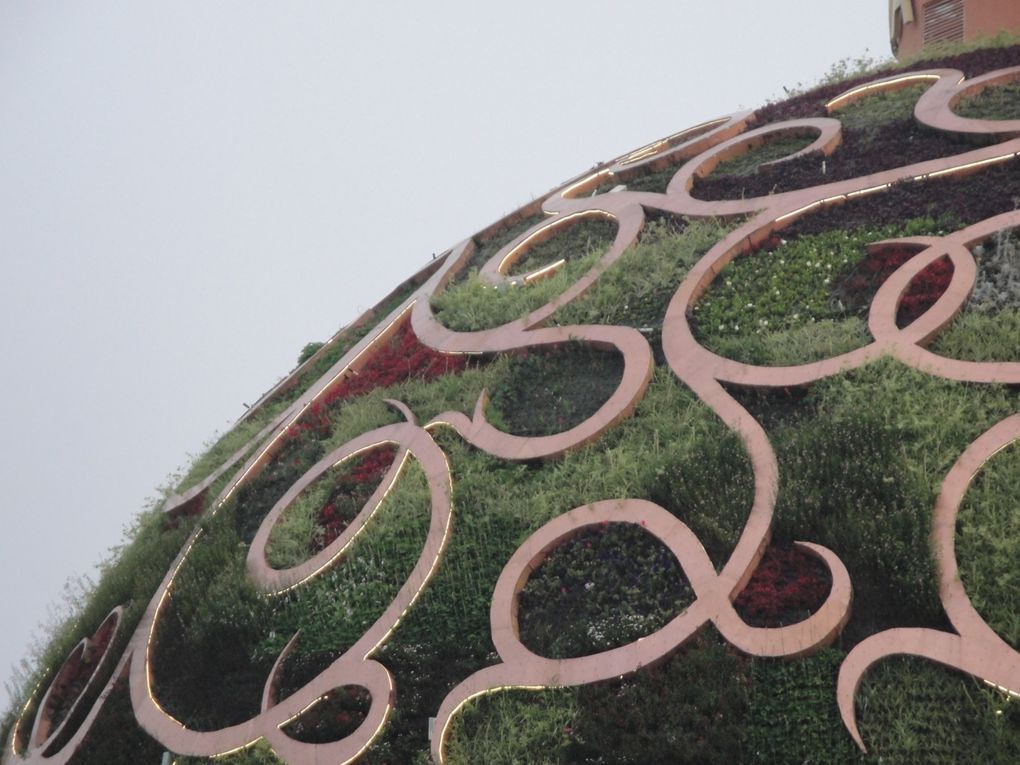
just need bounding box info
[280,686,372,744]
[570,634,748,764]
[835,249,954,327]
[234,320,467,544]
[506,216,616,277]
[830,84,928,133]
[692,218,948,365]
[256,460,432,660]
[708,133,816,179]
[517,523,694,659]
[152,460,431,732]
[692,119,967,201]
[486,343,624,438]
[552,216,736,363]
[856,656,1020,765]
[274,649,343,701]
[781,157,1020,239]
[593,161,689,195]
[956,440,1020,650]
[265,444,399,569]
[430,218,616,333]
[733,543,832,627]
[968,228,1020,313]
[43,614,118,736]
[65,677,166,765]
[743,649,861,764]
[151,508,277,730]
[457,212,547,280]
[956,80,1020,120]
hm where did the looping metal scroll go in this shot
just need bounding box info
[837,414,1020,751]
[430,500,852,760]
[122,402,453,762]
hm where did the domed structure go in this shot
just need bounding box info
[4,31,1020,765]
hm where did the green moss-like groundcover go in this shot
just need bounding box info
[5,41,1020,765]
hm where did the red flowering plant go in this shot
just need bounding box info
[311,444,398,553]
[733,544,831,628]
[835,248,954,328]
[235,319,468,544]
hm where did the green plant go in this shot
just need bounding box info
[517,523,694,658]
[443,688,578,765]
[569,633,747,764]
[831,84,928,134]
[553,217,736,358]
[281,686,372,743]
[956,79,1020,120]
[65,678,167,765]
[929,309,1020,361]
[968,228,1020,313]
[709,134,816,178]
[257,461,431,659]
[429,253,600,332]
[458,212,548,278]
[297,341,324,366]
[431,217,616,332]
[956,441,1020,649]
[265,445,397,569]
[508,218,617,276]
[743,649,862,764]
[856,657,1020,764]
[175,739,286,765]
[692,218,948,364]
[486,344,623,438]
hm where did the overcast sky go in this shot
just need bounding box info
[0,3,889,712]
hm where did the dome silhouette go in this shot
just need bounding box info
[4,34,1020,765]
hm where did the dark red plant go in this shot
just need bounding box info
[283,319,468,443]
[312,444,398,552]
[836,248,953,327]
[734,544,831,627]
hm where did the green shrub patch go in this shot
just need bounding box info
[956,440,1020,650]
[507,217,617,277]
[266,444,398,569]
[517,523,694,659]
[692,218,949,365]
[486,343,624,438]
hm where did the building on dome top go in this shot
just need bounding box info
[890,0,1020,57]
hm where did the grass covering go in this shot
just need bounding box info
[830,84,928,134]
[709,134,816,178]
[956,80,1020,120]
[956,441,1020,650]
[430,217,618,332]
[692,217,952,365]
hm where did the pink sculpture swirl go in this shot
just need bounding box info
[430,501,852,761]
[837,413,1020,751]
[126,401,453,762]
[5,608,126,765]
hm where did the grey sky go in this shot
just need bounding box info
[0,3,888,712]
